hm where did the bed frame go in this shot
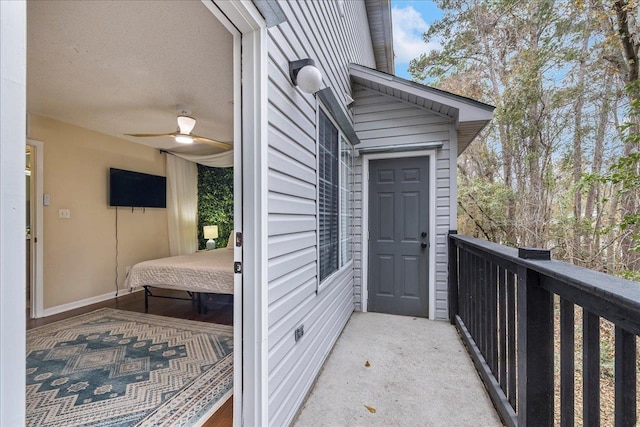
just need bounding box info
[142,286,207,313]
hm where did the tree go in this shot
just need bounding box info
[410,0,575,247]
[408,0,638,277]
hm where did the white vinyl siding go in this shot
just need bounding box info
[266,1,375,426]
[352,84,454,320]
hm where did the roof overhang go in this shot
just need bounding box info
[349,64,495,154]
[364,0,394,74]
[251,0,286,27]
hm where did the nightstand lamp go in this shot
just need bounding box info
[204,225,219,250]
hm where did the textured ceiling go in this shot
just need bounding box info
[27,0,233,154]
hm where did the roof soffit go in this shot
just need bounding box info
[364,0,394,74]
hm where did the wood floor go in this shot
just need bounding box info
[26,289,234,427]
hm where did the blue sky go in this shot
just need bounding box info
[391,0,443,80]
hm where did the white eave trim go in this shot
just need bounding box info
[356,141,443,156]
[364,0,394,74]
[349,64,494,123]
[251,0,286,27]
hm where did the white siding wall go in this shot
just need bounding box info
[352,85,454,320]
[266,1,376,426]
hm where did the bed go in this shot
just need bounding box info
[125,247,234,312]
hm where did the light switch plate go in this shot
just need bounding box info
[43,194,50,206]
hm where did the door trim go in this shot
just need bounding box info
[207,1,268,425]
[26,139,44,319]
[361,150,437,319]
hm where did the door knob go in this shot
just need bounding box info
[421,232,427,237]
[421,242,428,249]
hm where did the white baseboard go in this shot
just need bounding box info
[41,288,142,318]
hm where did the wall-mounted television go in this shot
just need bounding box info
[109,168,166,208]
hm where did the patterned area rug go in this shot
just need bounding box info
[26,309,233,427]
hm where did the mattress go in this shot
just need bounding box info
[125,248,234,294]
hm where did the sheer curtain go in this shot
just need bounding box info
[171,150,233,168]
[166,155,198,255]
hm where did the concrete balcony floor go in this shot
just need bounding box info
[294,312,502,427]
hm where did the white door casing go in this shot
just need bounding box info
[26,139,44,319]
[361,150,437,320]
[208,1,269,425]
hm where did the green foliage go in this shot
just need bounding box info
[197,165,233,250]
[458,175,516,243]
[620,269,640,282]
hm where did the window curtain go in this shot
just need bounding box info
[166,155,198,255]
[170,150,233,168]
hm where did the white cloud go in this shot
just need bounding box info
[392,6,440,64]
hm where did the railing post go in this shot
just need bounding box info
[448,230,458,325]
[517,247,553,426]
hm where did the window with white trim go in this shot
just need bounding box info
[318,108,353,284]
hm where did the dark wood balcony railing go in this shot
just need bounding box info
[448,232,640,426]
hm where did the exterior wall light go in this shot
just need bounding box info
[289,58,322,94]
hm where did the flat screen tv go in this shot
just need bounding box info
[109,168,166,208]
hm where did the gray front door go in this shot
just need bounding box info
[368,157,429,317]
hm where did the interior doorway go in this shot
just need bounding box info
[26,139,43,319]
[25,0,246,424]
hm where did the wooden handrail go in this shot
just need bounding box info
[448,232,639,427]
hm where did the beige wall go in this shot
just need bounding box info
[27,114,170,309]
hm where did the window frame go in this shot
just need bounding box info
[316,103,354,292]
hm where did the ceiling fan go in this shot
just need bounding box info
[125,107,231,150]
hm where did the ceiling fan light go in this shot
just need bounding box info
[175,134,194,144]
[177,115,197,134]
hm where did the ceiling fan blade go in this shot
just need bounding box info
[125,132,177,138]
[192,135,233,150]
[177,116,196,134]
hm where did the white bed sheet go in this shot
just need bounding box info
[125,248,234,294]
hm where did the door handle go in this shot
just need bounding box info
[421,242,428,249]
[421,232,427,237]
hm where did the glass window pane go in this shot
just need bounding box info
[319,109,339,281]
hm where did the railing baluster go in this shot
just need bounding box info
[465,251,472,335]
[448,232,458,325]
[477,259,487,360]
[484,258,490,359]
[484,259,490,359]
[614,326,636,426]
[467,250,472,326]
[507,271,517,410]
[498,267,507,393]
[473,253,480,345]
[560,297,574,427]
[467,250,474,331]
[460,249,471,328]
[517,249,553,426]
[490,262,498,376]
[583,310,600,427]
